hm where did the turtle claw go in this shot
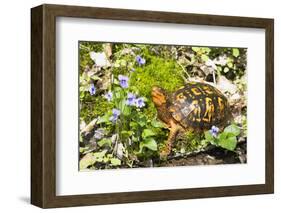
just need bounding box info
[159,151,168,160]
[159,145,171,160]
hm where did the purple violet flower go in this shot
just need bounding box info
[135,97,145,108]
[210,126,219,137]
[126,93,136,106]
[109,108,121,123]
[89,83,96,95]
[104,91,113,101]
[136,55,146,66]
[118,75,129,88]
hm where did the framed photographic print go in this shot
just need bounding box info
[31,4,274,208]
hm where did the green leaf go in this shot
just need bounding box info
[113,59,126,68]
[122,105,131,116]
[218,132,228,141]
[120,59,127,67]
[79,147,89,153]
[114,63,120,68]
[117,99,126,112]
[113,86,122,94]
[137,116,147,127]
[224,124,240,136]
[129,121,138,129]
[192,47,200,52]
[93,150,107,162]
[224,67,229,73]
[216,66,222,73]
[227,62,233,68]
[91,75,102,81]
[232,48,240,57]
[202,47,211,53]
[121,130,134,138]
[97,138,111,147]
[132,136,139,142]
[151,119,165,128]
[97,113,111,124]
[204,130,214,142]
[79,92,85,99]
[142,129,156,138]
[201,54,209,62]
[79,153,95,170]
[218,136,237,151]
[180,148,186,154]
[113,78,120,85]
[110,158,121,166]
[200,139,209,146]
[140,138,158,151]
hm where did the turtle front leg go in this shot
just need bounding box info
[160,121,181,159]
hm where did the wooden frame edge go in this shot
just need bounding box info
[31,5,44,207]
[265,19,274,194]
[31,4,274,208]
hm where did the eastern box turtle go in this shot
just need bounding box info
[151,81,230,157]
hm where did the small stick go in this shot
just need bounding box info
[80,118,98,135]
[212,69,217,85]
[177,62,190,83]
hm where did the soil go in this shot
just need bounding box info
[158,142,247,167]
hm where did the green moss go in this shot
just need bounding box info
[80,96,113,123]
[130,56,184,120]
[131,57,184,95]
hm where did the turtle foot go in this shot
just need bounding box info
[159,145,171,160]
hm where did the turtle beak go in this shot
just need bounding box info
[151,86,166,106]
[151,86,160,94]
[151,86,162,98]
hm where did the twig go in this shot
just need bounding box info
[212,69,217,85]
[167,144,215,160]
[167,139,246,161]
[177,62,190,83]
[81,118,98,135]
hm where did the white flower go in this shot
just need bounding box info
[89,52,110,67]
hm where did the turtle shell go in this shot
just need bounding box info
[168,82,230,130]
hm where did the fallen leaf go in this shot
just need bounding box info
[90,52,110,67]
[217,76,238,95]
[80,153,95,170]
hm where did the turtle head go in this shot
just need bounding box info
[151,86,167,107]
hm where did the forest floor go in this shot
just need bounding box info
[160,142,247,167]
